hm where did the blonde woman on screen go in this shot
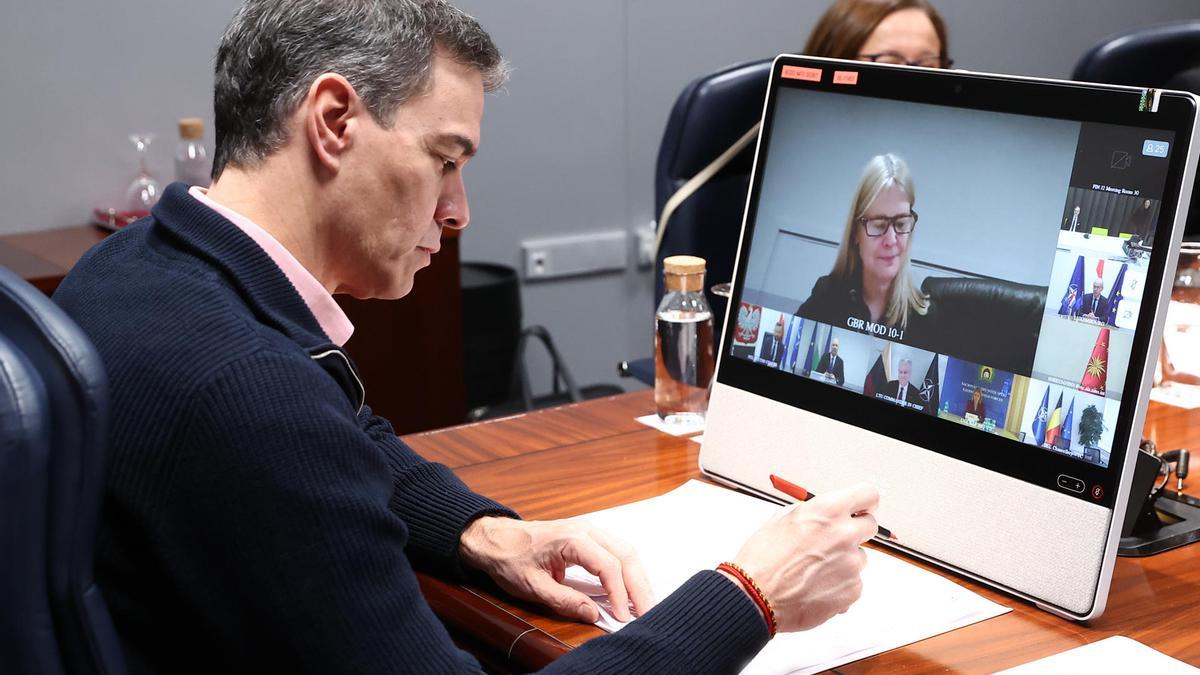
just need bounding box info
[798,153,930,334]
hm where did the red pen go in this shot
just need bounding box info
[769,474,896,541]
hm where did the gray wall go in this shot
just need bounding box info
[1,1,1197,396]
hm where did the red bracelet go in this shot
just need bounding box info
[717,562,777,638]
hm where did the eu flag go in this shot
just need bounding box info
[1107,263,1127,326]
[1059,397,1076,450]
[1059,255,1085,316]
[1032,386,1050,446]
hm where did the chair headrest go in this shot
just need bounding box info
[921,276,1047,314]
[1072,20,1200,88]
[656,58,773,189]
[1166,65,1200,95]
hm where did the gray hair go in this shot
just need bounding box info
[212,0,507,178]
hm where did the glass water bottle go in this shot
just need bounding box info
[174,118,211,187]
[655,255,716,424]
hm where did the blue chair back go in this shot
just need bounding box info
[0,333,62,674]
[0,265,127,675]
[655,58,773,316]
[1072,20,1200,240]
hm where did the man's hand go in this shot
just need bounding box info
[726,483,879,633]
[459,517,655,623]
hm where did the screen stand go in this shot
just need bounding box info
[1119,450,1200,556]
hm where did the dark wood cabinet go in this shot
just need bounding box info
[0,224,465,434]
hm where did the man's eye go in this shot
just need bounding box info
[442,158,458,173]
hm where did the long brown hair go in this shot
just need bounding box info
[804,0,949,61]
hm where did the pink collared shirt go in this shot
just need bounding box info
[188,186,354,346]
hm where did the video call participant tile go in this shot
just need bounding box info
[1031,316,1134,400]
[1043,249,1146,332]
[935,357,1028,440]
[1017,379,1118,468]
[1059,185,1161,243]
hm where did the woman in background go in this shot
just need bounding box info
[965,387,987,419]
[805,0,951,69]
[797,154,930,333]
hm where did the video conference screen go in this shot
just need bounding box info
[731,85,1177,471]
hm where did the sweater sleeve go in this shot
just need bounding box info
[544,571,769,674]
[357,407,518,578]
[172,349,768,674]
[168,348,486,674]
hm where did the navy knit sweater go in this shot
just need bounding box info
[53,183,768,674]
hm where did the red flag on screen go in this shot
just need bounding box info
[1080,328,1109,395]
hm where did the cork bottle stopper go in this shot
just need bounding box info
[663,255,706,292]
[178,118,204,140]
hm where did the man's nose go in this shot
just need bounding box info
[436,174,470,231]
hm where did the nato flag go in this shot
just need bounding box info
[1059,255,1085,316]
[1032,386,1050,447]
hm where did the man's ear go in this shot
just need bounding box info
[303,73,361,173]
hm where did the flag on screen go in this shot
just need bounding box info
[735,303,762,345]
[1058,397,1076,450]
[863,344,891,399]
[1059,255,1085,316]
[801,322,819,376]
[1107,263,1128,326]
[780,317,796,371]
[1096,258,1105,279]
[806,325,825,374]
[819,326,832,372]
[1045,392,1064,447]
[920,356,940,415]
[1080,328,1110,395]
[785,317,804,372]
[1032,386,1050,447]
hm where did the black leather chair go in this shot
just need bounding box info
[0,334,62,674]
[0,265,127,675]
[655,58,773,316]
[1072,20,1200,239]
[920,276,1048,374]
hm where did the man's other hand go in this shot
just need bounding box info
[459,517,655,623]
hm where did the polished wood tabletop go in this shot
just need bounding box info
[402,389,1200,673]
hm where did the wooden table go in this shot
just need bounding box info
[402,390,1200,673]
[0,224,466,434]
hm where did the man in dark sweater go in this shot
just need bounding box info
[54,1,879,672]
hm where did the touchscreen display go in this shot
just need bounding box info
[731,84,1177,471]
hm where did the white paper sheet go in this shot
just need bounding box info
[997,636,1197,673]
[634,413,705,436]
[565,480,1009,674]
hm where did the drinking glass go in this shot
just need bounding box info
[124,133,161,214]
